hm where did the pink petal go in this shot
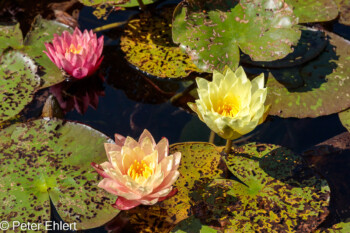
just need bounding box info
[158,188,177,201]
[96,36,104,56]
[114,134,126,147]
[91,162,111,179]
[62,31,72,45]
[156,137,169,162]
[98,178,134,196]
[72,67,89,79]
[152,170,180,193]
[138,129,156,147]
[60,58,74,75]
[112,197,140,210]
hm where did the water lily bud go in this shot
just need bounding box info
[44,27,104,79]
[188,66,269,140]
[92,130,181,210]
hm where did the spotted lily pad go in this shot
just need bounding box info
[172,0,301,72]
[265,30,350,118]
[0,51,40,123]
[335,0,350,26]
[0,119,119,231]
[241,27,327,68]
[114,142,224,232]
[221,143,330,232]
[285,0,338,23]
[79,0,157,7]
[317,221,350,232]
[120,7,202,78]
[24,15,73,89]
[0,23,23,54]
[339,108,350,132]
[171,216,218,233]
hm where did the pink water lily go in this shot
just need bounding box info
[44,27,104,79]
[92,130,181,210]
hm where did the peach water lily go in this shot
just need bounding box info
[44,28,104,79]
[92,130,181,210]
[188,67,269,149]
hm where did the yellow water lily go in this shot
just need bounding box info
[188,67,269,140]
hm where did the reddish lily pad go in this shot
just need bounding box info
[339,108,350,132]
[120,7,202,78]
[0,119,119,231]
[335,0,350,26]
[221,143,330,232]
[114,142,224,232]
[265,30,350,118]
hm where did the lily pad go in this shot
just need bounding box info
[221,143,330,232]
[0,23,23,54]
[339,108,350,132]
[120,7,202,78]
[317,221,350,232]
[335,0,350,26]
[0,51,40,123]
[114,142,224,232]
[172,0,301,72]
[0,119,119,231]
[24,16,73,89]
[79,0,157,7]
[241,27,327,68]
[285,0,338,23]
[265,31,350,118]
[171,216,218,233]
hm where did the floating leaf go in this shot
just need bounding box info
[339,108,350,132]
[263,31,350,118]
[242,27,327,68]
[221,143,330,232]
[120,7,202,78]
[0,119,119,231]
[172,0,301,72]
[79,0,157,7]
[171,216,218,233]
[0,51,40,123]
[335,0,350,26]
[286,0,338,23]
[24,15,73,89]
[0,23,23,54]
[115,142,224,232]
[317,221,350,232]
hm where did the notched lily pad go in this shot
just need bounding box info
[265,31,350,118]
[0,23,23,54]
[221,143,330,232]
[286,0,338,23]
[339,108,350,132]
[115,142,224,232]
[120,7,202,79]
[0,51,40,123]
[24,15,73,89]
[0,119,119,231]
[172,0,301,72]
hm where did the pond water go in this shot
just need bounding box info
[1,0,350,232]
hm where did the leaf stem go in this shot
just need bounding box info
[209,130,215,144]
[137,0,147,11]
[225,139,232,155]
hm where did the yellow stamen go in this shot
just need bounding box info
[216,94,241,117]
[127,159,153,181]
[67,44,83,54]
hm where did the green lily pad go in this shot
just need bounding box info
[265,30,350,118]
[0,119,119,231]
[79,0,157,7]
[171,216,218,233]
[115,142,224,232]
[241,27,327,68]
[24,16,73,89]
[172,0,301,72]
[221,143,330,232]
[0,51,40,123]
[120,7,202,78]
[317,221,350,232]
[339,108,350,132]
[0,23,23,54]
[335,0,350,26]
[286,0,338,23]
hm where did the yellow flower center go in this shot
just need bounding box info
[67,44,83,54]
[127,160,153,181]
[216,94,241,117]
